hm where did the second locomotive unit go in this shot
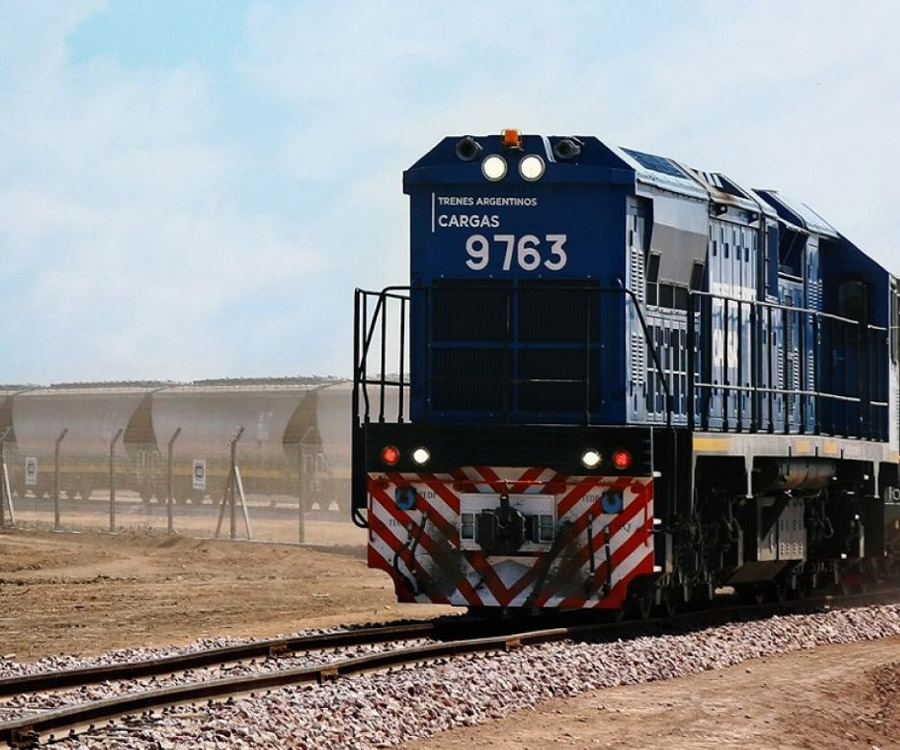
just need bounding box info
[352,129,900,615]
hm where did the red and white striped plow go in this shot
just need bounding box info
[367,466,655,609]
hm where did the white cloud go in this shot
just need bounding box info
[566,1,900,264]
[1,0,898,383]
[0,2,333,383]
[238,0,900,262]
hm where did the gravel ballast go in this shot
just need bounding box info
[7,604,900,749]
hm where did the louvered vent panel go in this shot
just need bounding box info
[775,327,784,387]
[628,229,646,386]
[808,279,822,310]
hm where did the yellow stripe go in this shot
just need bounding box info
[794,439,812,454]
[693,437,733,452]
[823,440,839,456]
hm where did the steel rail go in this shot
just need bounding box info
[0,621,438,699]
[2,589,899,746]
[1,623,588,746]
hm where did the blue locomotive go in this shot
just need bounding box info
[352,129,900,614]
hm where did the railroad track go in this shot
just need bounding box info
[2,588,898,747]
[0,621,439,699]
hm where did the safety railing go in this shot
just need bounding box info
[354,285,890,442]
[685,290,889,439]
[353,284,672,428]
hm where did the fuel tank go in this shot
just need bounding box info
[754,458,836,492]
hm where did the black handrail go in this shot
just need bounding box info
[686,288,889,439]
[353,284,673,429]
[353,284,889,440]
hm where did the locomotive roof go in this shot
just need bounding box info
[609,144,709,200]
[409,133,849,238]
[598,141,848,240]
[754,189,839,238]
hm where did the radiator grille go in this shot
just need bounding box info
[429,280,602,419]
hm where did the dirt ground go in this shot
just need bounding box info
[0,519,453,660]
[2,523,899,749]
[402,638,900,750]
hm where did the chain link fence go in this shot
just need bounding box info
[0,381,363,547]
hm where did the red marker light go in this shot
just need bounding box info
[381,446,400,466]
[612,450,632,471]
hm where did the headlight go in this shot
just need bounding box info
[581,450,602,469]
[482,155,507,181]
[519,154,545,181]
[412,447,431,465]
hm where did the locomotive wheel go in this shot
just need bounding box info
[466,606,505,620]
[792,577,812,600]
[690,584,714,608]
[861,558,881,591]
[658,588,679,617]
[634,593,654,620]
[837,570,866,595]
[770,579,788,604]
[736,585,766,605]
[624,585,655,620]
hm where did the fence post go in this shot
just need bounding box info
[166,428,182,536]
[230,427,244,540]
[0,460,12,528]
[297,442,305,544]
[53,428,68,531]
[108,428,124,532]
[0,426,10,527]
[215,426,250,540]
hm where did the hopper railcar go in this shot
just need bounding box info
[2,380,351,514]
[352,130,900,614]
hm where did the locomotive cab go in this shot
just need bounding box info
[354,132,662,610]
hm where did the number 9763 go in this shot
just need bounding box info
[465,234,568,272]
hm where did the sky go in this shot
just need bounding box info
[1,0,899,384]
